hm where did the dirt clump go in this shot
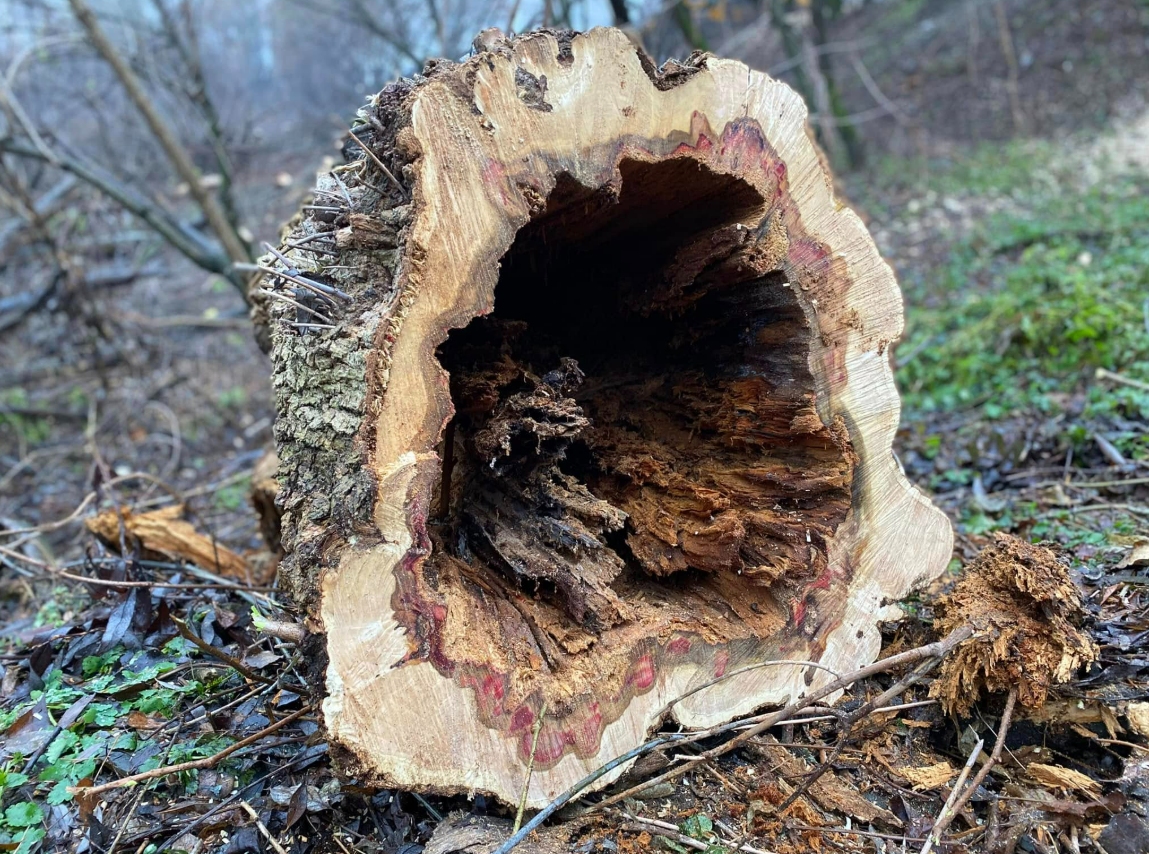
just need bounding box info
[933,532,1098,715]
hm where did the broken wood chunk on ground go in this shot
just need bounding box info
[932,532,1098,716]
[86,504,252,581]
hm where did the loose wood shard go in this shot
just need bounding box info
[261,28,952,808]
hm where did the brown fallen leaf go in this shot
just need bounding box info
[1117,540,1149,569]
[1028,762,1101,798]
[86,505,252,581]
[900,761,955,791]
[127,711,163,730]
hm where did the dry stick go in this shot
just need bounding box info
[0,546,273,591]
[71,705,313,797]
[1096,367,1149,393]
[241,801,290,854]
[656,659,843,719]
[590,626,975,816]
[788,824,928,844]
[513,702,547,834]
[920,735,985,854]
[926,689,1019,847]
[622,814,777,854]
[732,699,938,734]
[346,130,407,197]
[493,626,974,854]
[171,617,274,684]
[774,654,942,814]
[256,288,336,325]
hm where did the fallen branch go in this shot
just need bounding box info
[924,688,1019,848]
[70,705,313,797]
[622,814,777,854]
[920,734,985,854]
[172,617,274,684]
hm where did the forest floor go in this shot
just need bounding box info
[2,32,1149,854]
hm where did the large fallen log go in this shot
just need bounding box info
[258,27,952,808]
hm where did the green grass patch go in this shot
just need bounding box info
[898,180,1149,457]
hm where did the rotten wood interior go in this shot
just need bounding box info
[428,157,856,726]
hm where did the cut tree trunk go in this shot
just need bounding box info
[258,27,952,808]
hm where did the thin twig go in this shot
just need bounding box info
[656,659,842,719]
[260,244,352,301]
[494,627,975,854]
[71,705,313,797]
[513,703,547,834]
[347,129,407,197]
[788,824,928,844]
[256,288,336,325]
[172,617,274,684]
[622,814,777,854]
[927,689,1018,846]
[774,655,941,814]
[589,627,975,815]
[920,735,985,854]
[1096,368,1149,393]
[241,801,289,854]
[242,260,351,303]
[0,547,273,591]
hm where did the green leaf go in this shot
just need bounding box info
[44,729,79,764]
[46,779,74,805]
[4,801,44,828]
[14,827,46,854]
[679,813,713,840]
[0,770,30,789]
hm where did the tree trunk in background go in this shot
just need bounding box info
[257,27,951,808]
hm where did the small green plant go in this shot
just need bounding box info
[899,180,1149,460]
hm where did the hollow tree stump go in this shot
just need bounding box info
[259,27,952,807]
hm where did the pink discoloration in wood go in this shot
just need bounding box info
[383,113,849,772]
[629,655,655,690]
[509,705,534,733]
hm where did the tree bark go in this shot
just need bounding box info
[259,28,951,808]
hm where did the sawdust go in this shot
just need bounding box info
[932,533,1098,716]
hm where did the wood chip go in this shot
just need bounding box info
[1126,701,1149,739]
[1028,763,1102,797]
[899,761,955,790]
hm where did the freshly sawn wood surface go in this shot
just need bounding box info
[258,27,952,807]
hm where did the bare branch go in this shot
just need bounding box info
[66,0,251,270]
[0,137,232,280]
